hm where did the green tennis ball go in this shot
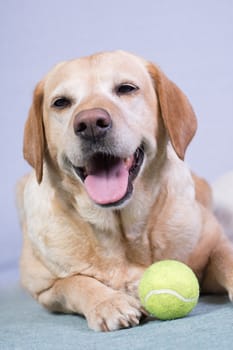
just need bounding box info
[138,260,199,320]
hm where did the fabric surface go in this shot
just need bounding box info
[0,285,232,350]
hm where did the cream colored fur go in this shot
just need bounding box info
[17,51,233,331]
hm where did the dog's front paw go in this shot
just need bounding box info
[86,292,143,332]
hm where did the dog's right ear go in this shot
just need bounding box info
[23,81,45,184]
[147,63,197,160]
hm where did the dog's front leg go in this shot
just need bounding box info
[38,274,143,331]
[202,232,233,298]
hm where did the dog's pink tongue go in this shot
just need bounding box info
[84,160,129,205]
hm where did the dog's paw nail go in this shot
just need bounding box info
[228,291,233,302]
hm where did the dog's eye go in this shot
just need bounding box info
[116,83,139,95]
[53,97,71,109]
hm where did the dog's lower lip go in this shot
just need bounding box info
[72,166,86,182]
[128,147,144,180]
[72,145,144,206]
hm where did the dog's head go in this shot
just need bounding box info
[23,51,197,207]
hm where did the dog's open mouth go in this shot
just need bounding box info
[73,146,144,206]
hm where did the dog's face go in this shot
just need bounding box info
[44,51,159,207]
[23,51,197,208]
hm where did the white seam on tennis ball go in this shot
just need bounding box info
[144,289,198,303]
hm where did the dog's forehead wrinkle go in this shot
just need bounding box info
[46,51,151,97]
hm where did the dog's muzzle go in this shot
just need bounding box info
[72,108,144,207]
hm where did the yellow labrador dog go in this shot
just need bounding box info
[17,51,233,331]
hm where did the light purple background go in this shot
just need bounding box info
[1,1,232,286]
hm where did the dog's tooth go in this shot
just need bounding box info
[124,157,130,164]
[124,157,133,170]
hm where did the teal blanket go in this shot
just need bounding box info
[0,286,232,350]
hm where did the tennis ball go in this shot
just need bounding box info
[138,260,199,320]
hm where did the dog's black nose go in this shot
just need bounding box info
[74,108,112,140]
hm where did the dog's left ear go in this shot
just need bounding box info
[148,63,197,160]
[23,81,45,183]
